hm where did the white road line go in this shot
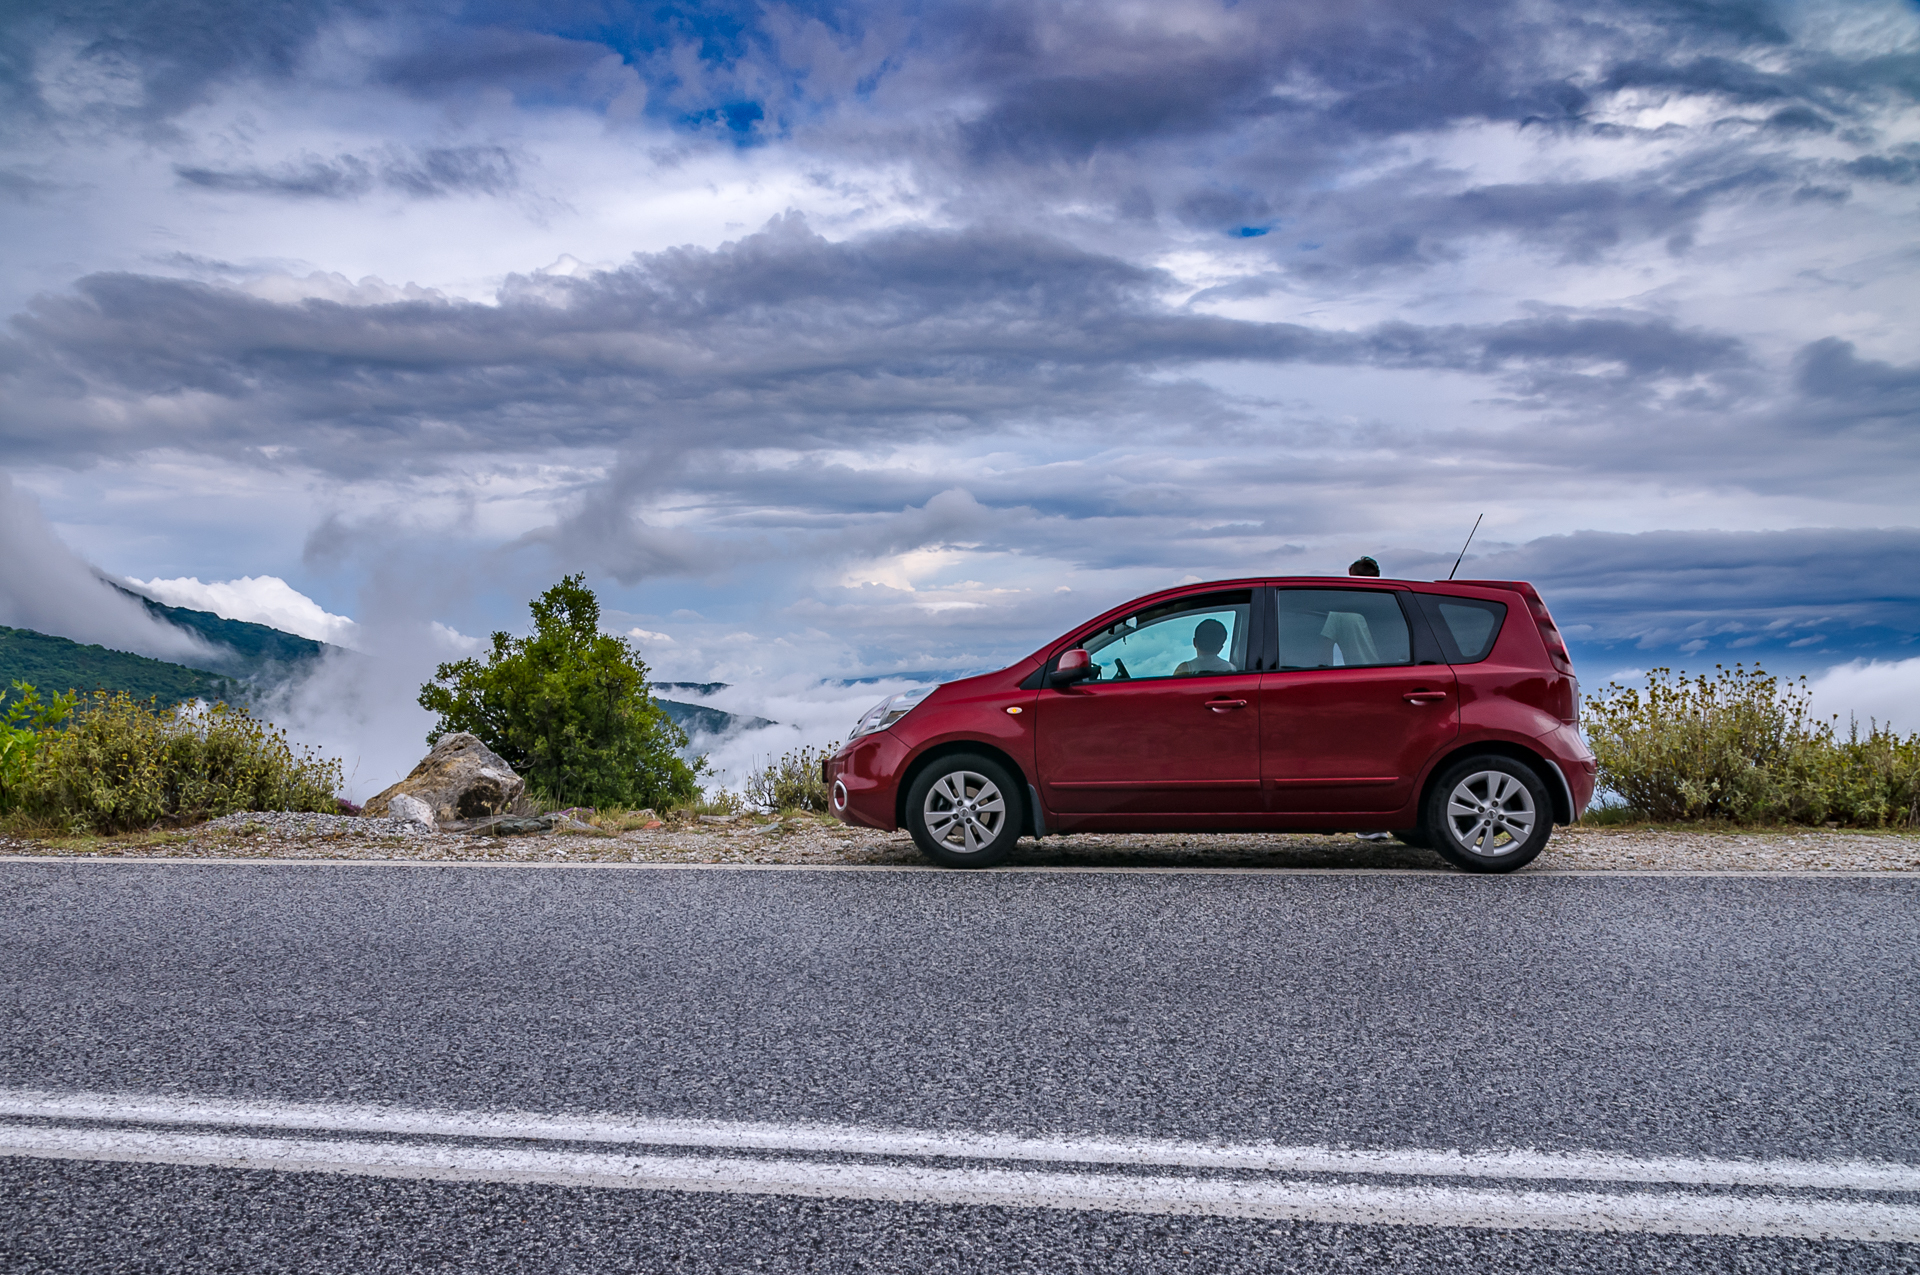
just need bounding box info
[2,1122,1916,1241]
[3,1089,1917,1196]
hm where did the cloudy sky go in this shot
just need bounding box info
[3,0,1918,771]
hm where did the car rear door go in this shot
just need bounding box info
[1259,585,1458,813]
[1035,588,1264,815]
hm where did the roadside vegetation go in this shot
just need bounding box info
[744,742,836,814]
[1584,665,1920,828]
[0,684,342,834]
[419,574,702,812]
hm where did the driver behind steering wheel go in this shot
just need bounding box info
[1173,618,1233,677]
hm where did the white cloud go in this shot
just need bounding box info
[1806,658,1920,736]
[128,575,359,647]
[430,621,484,655]
[0,471,217,664]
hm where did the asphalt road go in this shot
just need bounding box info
[2,861,1917,1272]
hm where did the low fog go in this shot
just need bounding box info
[675,676,951,798]
[0,474,222,668]
[252,632,465,804]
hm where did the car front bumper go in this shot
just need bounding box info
[825,732,909,831]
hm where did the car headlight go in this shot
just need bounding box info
[848,686,937,741]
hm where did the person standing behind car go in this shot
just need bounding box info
[1345,555,1394,842]
[1320,555,1384,664]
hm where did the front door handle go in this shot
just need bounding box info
[1205,698,1248,712]
[1403,690,1448,703]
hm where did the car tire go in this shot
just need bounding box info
[905,754,1024,869]
[1425,755,1553,873]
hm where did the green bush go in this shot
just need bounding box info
[16,690,343,833]
[0,681,77,815]
[744,742,836,813]
[418,574,701,810]
[1584,665,1920,827]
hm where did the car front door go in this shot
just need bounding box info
[1260,587,1458,814]
[1035,589,1264,815]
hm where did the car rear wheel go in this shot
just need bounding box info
[905,754,1023,868]
[1425,756,1552,873]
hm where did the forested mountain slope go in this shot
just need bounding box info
[0,626,235,705]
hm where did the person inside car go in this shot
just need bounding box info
[1174,618,1234,676]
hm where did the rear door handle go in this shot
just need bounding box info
[1204,698,1248,712]
[1403,691,1447,703]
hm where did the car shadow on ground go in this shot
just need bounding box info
[999,833,1459,871]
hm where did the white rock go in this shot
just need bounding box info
[387,793,436,833]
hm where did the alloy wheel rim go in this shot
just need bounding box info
[923,771,1007,854]
[1444,770,1536,857]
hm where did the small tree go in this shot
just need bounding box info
[418,574,700,809]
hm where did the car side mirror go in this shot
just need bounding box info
[1050,648,1095,687]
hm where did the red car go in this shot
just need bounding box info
[826,576,1595,872]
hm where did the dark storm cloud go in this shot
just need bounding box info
[1469,528,1920,664]
[0,167,54,201]
[375,25,616,95]
[176,154,376,199]
[1,0,355,127]
[1330,167,1733,267]
[9,0,1888,158]
[1843,149,1920,184]
[1794,339,1920,424]
[0,215,1766,474]
[1255,126,1882,286]
[175,146,520,200]
[8,0,1910,289]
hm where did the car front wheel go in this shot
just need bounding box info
[1425,756,1553,873]
[905,754,1023,868]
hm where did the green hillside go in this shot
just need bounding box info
[113,584,329,669]
[655,698,776,738]
[0,626,236,706]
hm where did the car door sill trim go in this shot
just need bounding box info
[1264,777,1399,788]
[1049,780,1261,791]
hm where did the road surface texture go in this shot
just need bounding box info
[3,859,1917,1272]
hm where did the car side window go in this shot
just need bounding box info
[1413,594,1508,663]
[1077,591,1253,681]
[1273,589,1413,669]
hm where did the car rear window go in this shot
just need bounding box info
[1415,594,1508,663]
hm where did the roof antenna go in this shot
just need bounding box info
[1448,513,1484,580]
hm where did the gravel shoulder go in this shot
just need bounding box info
[3,811,1917,871]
